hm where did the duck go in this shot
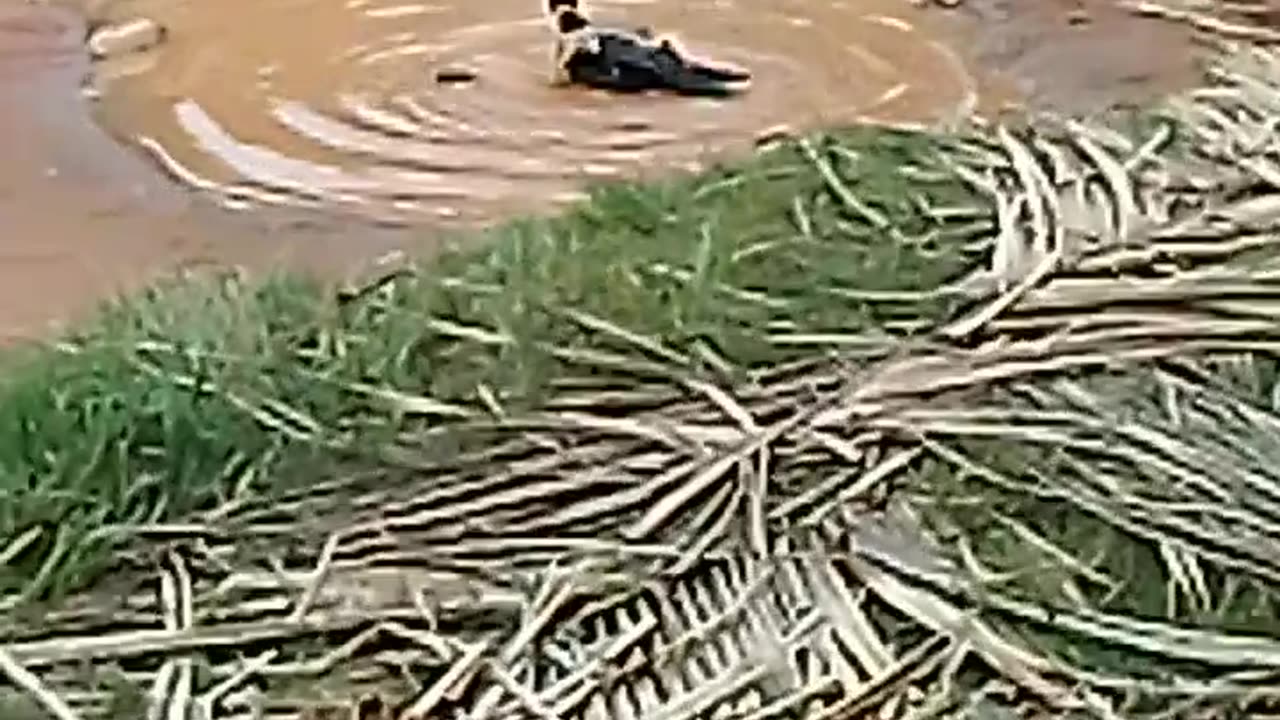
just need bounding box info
[545,0,751,97]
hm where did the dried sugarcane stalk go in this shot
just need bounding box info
[13,28,1280,720]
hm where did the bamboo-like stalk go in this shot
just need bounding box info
[11,13,1280,720]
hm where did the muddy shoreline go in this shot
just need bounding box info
[0,2,440,343]
[0,0,1212,342]
[954,0,1203,114]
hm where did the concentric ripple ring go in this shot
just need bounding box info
[89,0,990,226]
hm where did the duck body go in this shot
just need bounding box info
[547,0,750,97]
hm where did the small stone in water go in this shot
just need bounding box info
[87,18,166,61]
[435,67,478,85]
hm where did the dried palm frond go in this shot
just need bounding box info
[9,26,1280,720]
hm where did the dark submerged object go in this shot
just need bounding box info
[435,67,478,85]
[547,0,750,97]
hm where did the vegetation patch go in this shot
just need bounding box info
[5,29,1280,720]
[0,127,980,606]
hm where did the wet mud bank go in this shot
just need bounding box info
[0,0,1222,341]
[952,0,1204,114]
[0,3,432,343]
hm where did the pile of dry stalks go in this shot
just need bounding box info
[8,19,1280,720]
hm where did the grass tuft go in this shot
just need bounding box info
[0,126,981,604]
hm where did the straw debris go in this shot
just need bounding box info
[7,19,1280,720]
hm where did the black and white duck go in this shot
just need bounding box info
[545,0,750,97]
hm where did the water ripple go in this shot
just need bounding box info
[91,0,986,226]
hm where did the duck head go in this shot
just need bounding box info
[547,0,590,33]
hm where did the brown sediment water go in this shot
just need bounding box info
[0,0,1213,342]
[87,0,992,226]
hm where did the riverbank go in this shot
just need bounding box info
[0,124,977,605]
[0,2,445,343]
[4,36,1280,716]
[0,0,1216,342]
[4,3,1280,719]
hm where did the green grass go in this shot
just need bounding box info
[0,126,985,606]
[907,366,1280,684]
[3,96,1280,720]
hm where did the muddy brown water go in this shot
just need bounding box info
[89,0,989,225]
[0,0,1208,342]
